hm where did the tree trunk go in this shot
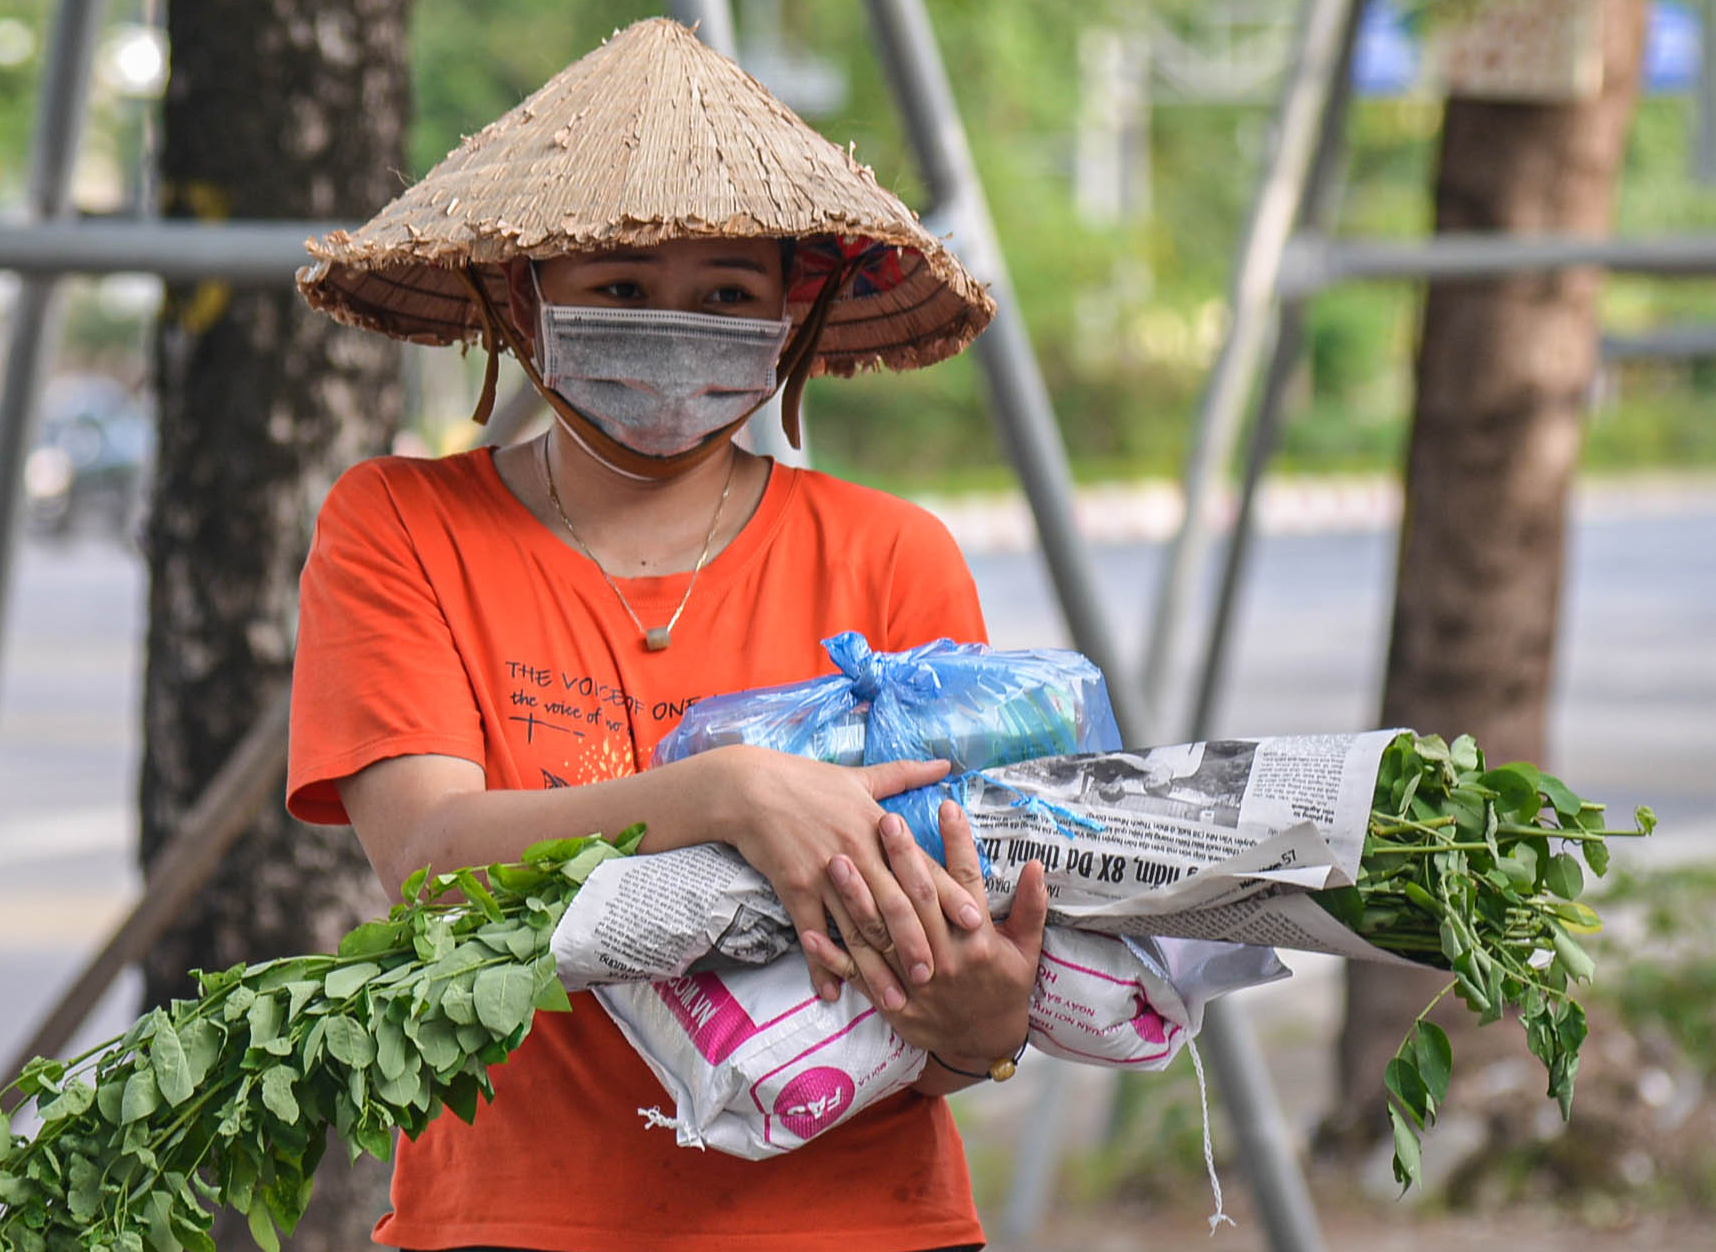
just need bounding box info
[1322,0,1647,1156]
[142,2,409,1245]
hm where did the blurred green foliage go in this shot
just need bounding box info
[5,1,1716,489]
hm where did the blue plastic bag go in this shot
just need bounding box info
[654,631,1122,862]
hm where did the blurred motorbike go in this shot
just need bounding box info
[23,374,155,541]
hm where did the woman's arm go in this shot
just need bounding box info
[336,744,982,1007]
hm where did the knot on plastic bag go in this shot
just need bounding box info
[824,631,943,705]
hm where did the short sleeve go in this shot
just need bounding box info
[882,506,988,650]
[287,460,484,825]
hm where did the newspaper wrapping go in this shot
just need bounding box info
[554,729,1416,986]
[551,730,1407,1159]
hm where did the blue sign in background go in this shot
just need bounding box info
[1351,0,1702,96]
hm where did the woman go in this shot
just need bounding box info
[290,19,1044,1251]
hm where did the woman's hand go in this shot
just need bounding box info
[711,746,986,1008]
[804,799,1048,1076]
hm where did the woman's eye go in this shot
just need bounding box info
[708,286,753,306]
[599,280,644,300]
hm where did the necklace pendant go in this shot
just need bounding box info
[644,626,672,652]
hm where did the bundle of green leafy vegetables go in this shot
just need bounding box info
[0,731,1652,1245]
[0,828,642,1252]
[1313,730,1653,1190]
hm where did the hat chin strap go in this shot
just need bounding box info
[457,260,851,479]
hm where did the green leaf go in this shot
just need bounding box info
[178,1018,224,1087]
[415,1016,463,1074]
[1481,765,1541,818]
[520,836,586,864]
[67,1153,102,1221]
[1384,1057,1431,1127]
[260,1067,300,1125]
[612,822,647,855]
[246,993,284,1047]
[372,1061,424,1110]
[38,1079,95,1123]
[443,1072,482,1124]
[325,962,383,1001]
[339,920,405,960]
[247,1204,282,1252]
[120,1068,161,1124]
[441,981,477,1025]
[1388,1103,1422,1192]
[1413,1022,1453,1103]
[1544,852,1584,901]
[564,840,625,883]
[454,869,504,922]
[222,985,256,1022]
[1413,734,1450,764]
[473,965,536,1036]
[352,1120,394,1162]
[401,865,429,903]
[1537,772,1583,820]
[17,1055,65,1096]
[1551,928,1596,983]
[488,862,549,893]
[1449,735,1481,773]
[322,1015,376,1069]
[376,1017,411,1082]
[532,977,573,1013]
[152,1022,194,1106]
[1582,835,1611,878]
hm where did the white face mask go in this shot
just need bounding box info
[535,287,793,459]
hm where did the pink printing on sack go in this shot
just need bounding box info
[773,1066,858,1140]
[653,972,760,1064]
[1036,940,1183,1060]
[1131,994,1170,1044]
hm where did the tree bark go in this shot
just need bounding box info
[1322,0,1647,1156]
[142,2,409,1245]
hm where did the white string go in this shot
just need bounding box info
[638,1106,682,1132]
[1187,1038,1236,1235]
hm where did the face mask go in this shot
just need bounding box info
[535,290,793,459]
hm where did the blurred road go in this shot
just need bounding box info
[1,479,1711,1157]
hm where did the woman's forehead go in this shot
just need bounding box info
[550,237,782,272]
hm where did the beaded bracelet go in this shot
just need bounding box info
[929,1039,1027,1083]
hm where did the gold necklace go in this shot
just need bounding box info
[538,435,735,652]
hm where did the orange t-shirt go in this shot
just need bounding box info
[287,449,990,1252]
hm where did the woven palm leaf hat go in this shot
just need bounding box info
[297,17,995,452]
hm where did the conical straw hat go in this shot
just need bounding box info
[297,18,993,377]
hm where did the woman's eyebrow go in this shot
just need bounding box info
[701,256,770,273]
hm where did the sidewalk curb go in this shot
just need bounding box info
[915,472,1716,555]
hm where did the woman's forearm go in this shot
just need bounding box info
[339,747,745,894]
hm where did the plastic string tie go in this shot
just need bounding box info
[960,771,1106,841]
[1009,792,1105,840]
[638,1105,705,1151]
[1186,1039,1235,1235]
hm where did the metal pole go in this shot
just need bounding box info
[669,0,805,468]
[863,3,1327,1248]
[0,0,107,683]
[1138,0,1356,743]
[862,0,1144,731]
[1189,0,1363,740]
[1277,231,1716,296]
[1,690,290,1106]
[0,219,348,282]
[1696,0,1716,182]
